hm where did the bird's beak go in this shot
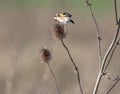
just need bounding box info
[54,17,57,20]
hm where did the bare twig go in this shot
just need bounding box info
[104,39,120,72]
[106,76,120,94]
[47,63,61,94]
[85,0,102,69]
[60,39,83,94]
[93,19,120,94]
[114,0,119,24]
[40,48,60,94]
[92,0,120,92]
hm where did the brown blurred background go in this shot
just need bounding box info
[0,0,120,94]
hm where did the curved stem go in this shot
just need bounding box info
[114,0,119,24]
[93,23,120,94]
[107,77,120,94]
[104,40,119,72]
[61,39,83,94]
[47,63,61,94]
[85,0,102,70]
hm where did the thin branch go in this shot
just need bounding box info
[47,63,61,94]
[84,0,120,94]
[85,0,102,69]
[60,39,83,94]
[93,20,120,94]
[40,48,60,94]
[92,0,120,92]
[107,76,120,94]
[104,39,120,72]
[114,0,119,24]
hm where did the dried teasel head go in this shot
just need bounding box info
[53,23,66,40]
[40,48,51,63]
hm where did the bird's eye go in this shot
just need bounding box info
[58,14,60,17]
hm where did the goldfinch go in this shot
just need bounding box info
[54,12,74,24]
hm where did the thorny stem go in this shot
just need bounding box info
[85,0,102,70]
[93,21,120,94]
[107,77,120,94]
[60,39,83,94]
[47,63,61,94]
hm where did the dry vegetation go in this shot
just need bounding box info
[0,0,120,94]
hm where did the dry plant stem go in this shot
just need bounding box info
[47,63,61,94]
[60,39,83,94]
[104,39,120,72]
[93,0,120,92]
[107,77,120,94]
[114,0,119,24]
[85,0,102,69]
[93,22,120,94]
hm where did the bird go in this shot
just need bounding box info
[54,12,74,24]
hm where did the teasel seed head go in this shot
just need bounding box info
[53,23,66,40]
[40,47,51,63]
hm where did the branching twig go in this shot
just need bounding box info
[104,39,120,72]
[92,0,120,93]
[60,39,83,94]
[47,63,61,94]
[85,0,102,69]
[92,0,120,92]
[93,19,120,94]
[107,76,120,94]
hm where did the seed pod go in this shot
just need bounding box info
[54,23,66,40]
[40,48,51,63]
